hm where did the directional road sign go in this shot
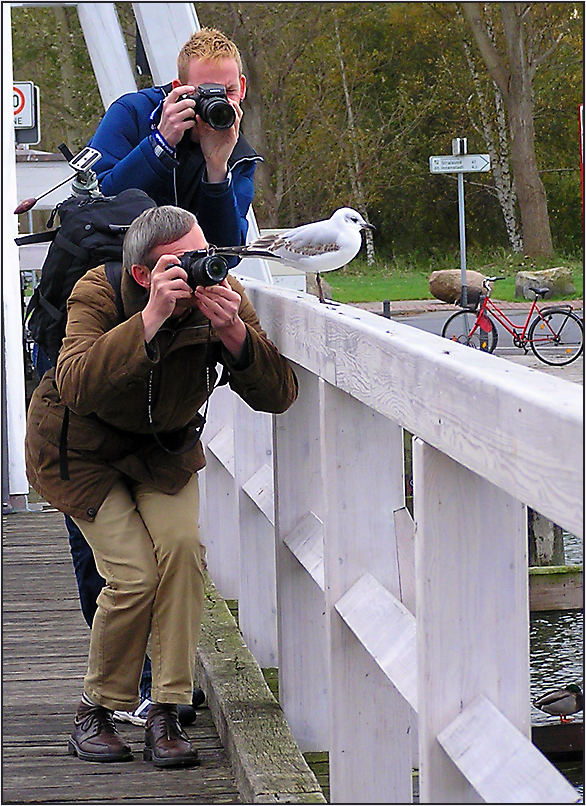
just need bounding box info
[429,154,491,174]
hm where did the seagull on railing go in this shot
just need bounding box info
[212,207,375,302]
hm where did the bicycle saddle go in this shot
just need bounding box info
[528,286,551,298]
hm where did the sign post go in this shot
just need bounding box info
[430,139,491,309]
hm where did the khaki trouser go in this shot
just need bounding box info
[73,474,205,712]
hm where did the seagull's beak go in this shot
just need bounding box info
[363,222,376,231]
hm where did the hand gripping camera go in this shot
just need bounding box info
[181,83,236,131]
[179,251,229,289]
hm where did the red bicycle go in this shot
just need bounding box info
[441,277,584,366]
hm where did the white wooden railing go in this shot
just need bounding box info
[199,281,582,804]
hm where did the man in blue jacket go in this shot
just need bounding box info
[90,26,262,255]
[69,27,263,725]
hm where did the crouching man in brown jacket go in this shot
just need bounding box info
[25,205,298,768]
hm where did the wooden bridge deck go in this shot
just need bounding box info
[2,508,241,805]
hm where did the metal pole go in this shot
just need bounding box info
[452,137,468,309]
[457,170,468,309]
[4,3,29,505]
[2,329,12,514]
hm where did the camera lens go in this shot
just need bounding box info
[201,255,229,284]
[202,99,236,130]
[180,252,229,289]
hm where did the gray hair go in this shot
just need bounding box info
[123,205,197,271]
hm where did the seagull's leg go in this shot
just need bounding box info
[315,272,340,306]
[316,272,325,303]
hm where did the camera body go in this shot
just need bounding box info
[179,251,228,289]
[181,83,236,131]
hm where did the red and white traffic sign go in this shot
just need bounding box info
[13,82,36,128]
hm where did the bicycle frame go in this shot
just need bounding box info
[470,293,563,348]
[443,278,583,364]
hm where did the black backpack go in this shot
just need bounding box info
[17,188,157,364]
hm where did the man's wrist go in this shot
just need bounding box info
[218,318,247,361]
[141,307,164,345]
[204,162,230,184]
[149,132,178,168]
[202,167,232,193]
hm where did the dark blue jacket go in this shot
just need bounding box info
[89,84,262,252]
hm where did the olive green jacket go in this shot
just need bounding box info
[25,266,297,521]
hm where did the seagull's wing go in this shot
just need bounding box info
[212,245,283,260]
[212,215,359,272]
[256,221,343,261]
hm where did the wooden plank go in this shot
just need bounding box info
[282,511,325,592]
[246,283,583,537]
[413,439,533,802]
[2,510,240,804]
[334,572,417,711]
[241,463,275,525]
[234,398,278,668]
[195,575,326,803]
[532,721,584,761]
[273,366,329,752]
[200,387,240,600]
[529,565,583,611]
[321,383,412,804]
[207,424,236,477]
[393,505,416,615]
[437,695,580,803]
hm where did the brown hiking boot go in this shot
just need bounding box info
[68,701,133,762]
[144,703,200,768]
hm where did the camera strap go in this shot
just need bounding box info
[147,322,218,455]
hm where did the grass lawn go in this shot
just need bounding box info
[327,250,584,304]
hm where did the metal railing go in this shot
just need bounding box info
[199,281,582,804]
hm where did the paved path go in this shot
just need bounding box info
[352,300,583,385]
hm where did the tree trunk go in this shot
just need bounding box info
[458,2,523,252]
[461,2,554,257]
[501,4,553,256]
[492,79,523,251]
[224,5,278,228]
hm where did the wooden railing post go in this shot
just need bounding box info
[273,365,329,751]
[200,384,239,600]
[234,397,278,667]
[413,438,530,802]
[321,382,412,803]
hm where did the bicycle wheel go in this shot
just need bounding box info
[441,310,498,352]
[528,308,584,366]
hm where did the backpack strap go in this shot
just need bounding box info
[54,231,91,260]
[58,406,71,481]
[104,262,124,321]
[15,229,59,246]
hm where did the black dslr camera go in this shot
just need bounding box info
[179,251,228,289]
[181,83,236,130]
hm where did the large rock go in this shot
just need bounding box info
[514,267,575,300]
[429,269,486,307]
